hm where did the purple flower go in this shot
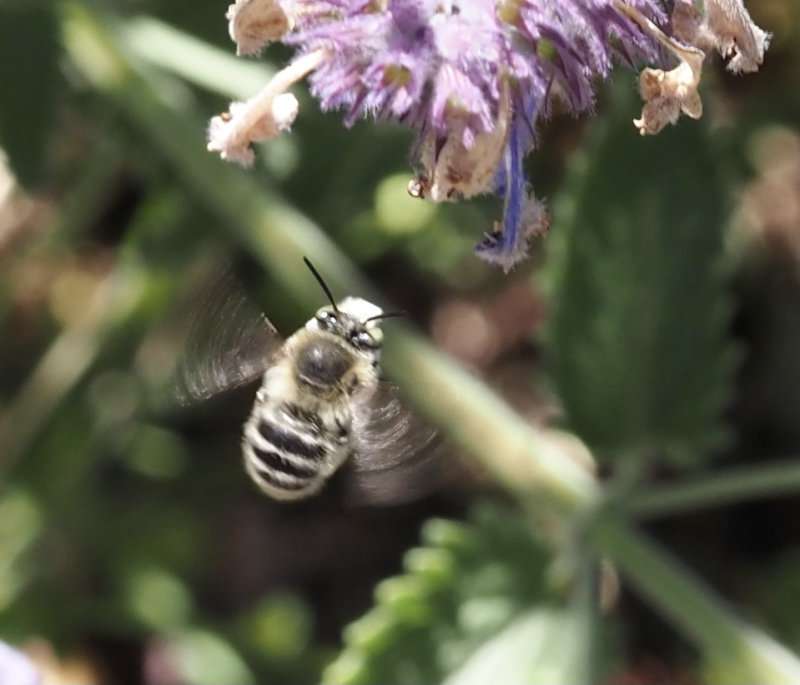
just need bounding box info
[0,641,40,685]
[210,0,769,270]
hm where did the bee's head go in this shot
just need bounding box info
[294,300,385,398]
[299,259,404,385]
[311,297,384,358]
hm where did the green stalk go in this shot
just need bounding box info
[589,515,800,684]
[120,16,275,98]
[61,3,800,682]
[628,459,800,519]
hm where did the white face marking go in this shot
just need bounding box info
[336,297,383,322]
[304,297,383,333]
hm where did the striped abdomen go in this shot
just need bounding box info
[242,395,352,500]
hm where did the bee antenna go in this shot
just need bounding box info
[303,257,339,313]
[366,310,406,323]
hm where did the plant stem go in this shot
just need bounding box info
[589,514,800,684]
[383,331,600,510]
[61,4,800,682]
[121,17,275,98]
[628,459,800,519]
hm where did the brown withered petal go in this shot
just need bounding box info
[226,0,293,56]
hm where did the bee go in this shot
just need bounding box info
[176,258,439,502]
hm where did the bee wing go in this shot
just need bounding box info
[346,383,444,505]
[175,271,283,404]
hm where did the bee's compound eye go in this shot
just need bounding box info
[352,330,376,350]
[317,310,336,328]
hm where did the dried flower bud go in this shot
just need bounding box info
[616,2,705,136]
[208,93,299,165]
[207,49,326,165]
[673,0,770,73]
[633,47,704,135]
[620,0,770,136]
[227,0,294,56]
[409,76,511,203]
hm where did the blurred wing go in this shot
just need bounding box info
[346,383,444,505]
[175,271,283,404]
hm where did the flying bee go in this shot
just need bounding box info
[176,259,439,502]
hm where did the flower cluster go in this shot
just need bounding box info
[209,0,770,270]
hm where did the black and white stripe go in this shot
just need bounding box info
[242,399,351,499]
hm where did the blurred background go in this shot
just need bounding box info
[0,1,798,683]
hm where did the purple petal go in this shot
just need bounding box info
[474,115,529,271]
[0,642,41,685]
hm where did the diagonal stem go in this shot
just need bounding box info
[61,4,800,683]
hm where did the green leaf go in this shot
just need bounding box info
[442,607,590,685]
[541,81,738,469]
[171,628,256,685]
[323,504,556,685]
[0,5,61,189]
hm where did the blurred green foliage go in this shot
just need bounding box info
[0,1,799,684]
[0,5,60,189]
[542,83,737,470]
[325,504,565,685]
